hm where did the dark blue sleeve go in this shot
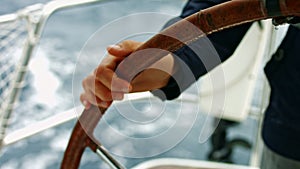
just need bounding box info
[152,0,253,100]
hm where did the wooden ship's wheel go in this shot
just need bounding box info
[61,0,300,168]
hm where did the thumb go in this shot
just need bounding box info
[107,44,127,57]
[107,40,142,57]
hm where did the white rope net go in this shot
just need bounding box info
[0,14,28,146]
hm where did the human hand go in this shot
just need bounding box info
[80,40,175,109]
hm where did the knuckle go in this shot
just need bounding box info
[80,94,84,102]
[82,76,93,88]
[82,78,88,88]
[121,40,134,49]
[123,39,132,44]
[94,66,106,77]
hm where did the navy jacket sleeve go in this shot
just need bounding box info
[152,0,252,100]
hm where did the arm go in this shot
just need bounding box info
[81,0,253,108]
[153,0,253,100]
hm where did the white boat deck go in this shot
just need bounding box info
[132,158,259,169]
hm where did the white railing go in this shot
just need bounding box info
[0,0,114,149]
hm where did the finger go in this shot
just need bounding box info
[81,75,108,106]
[80,94,91,109]
[93,80,113,101]
[94,67,132,93]
[80,90,112,108]
[111,92,125,100]
[93,80,126,101]
[107,40,141,57]
[80,89,98,107]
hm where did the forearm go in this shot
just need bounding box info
[131,54,176,92]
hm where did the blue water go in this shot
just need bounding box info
[0,0,259,168]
